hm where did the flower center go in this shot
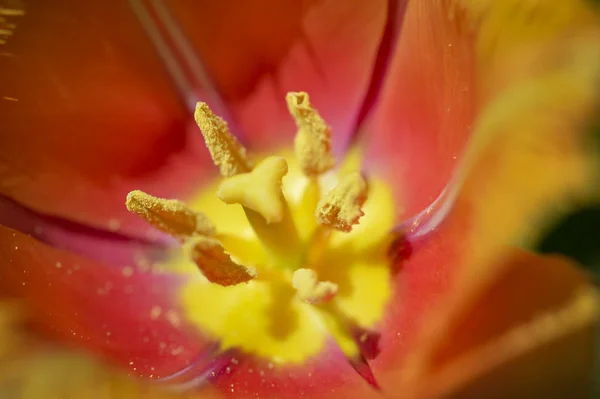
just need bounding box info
[126,92,398,368]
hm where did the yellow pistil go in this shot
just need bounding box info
[194,102,253,177]
[292,268,338,305]
[218,156,302,266]
[125,190,215,237]
[129,91,396,367]
[218,156,288,224]
[286,92,335,177]
[316,173,368,232]
[189,237,257,286]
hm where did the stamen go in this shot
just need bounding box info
[217,156,289,224]
[286,92,335,177]
[292,268,338,305]
[190,236,257,286]
[194,102,253,177]
[316,173,367,232]
[126,190,215,237]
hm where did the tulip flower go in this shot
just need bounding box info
[1,0,600,398]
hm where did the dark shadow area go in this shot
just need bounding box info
[535,205,600,285]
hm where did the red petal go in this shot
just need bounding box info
[0,299,225,398]
[0,1,213,236]
[0,224,208,379]
[364,0,476,219]
[166,0,390,152]
[374,218,462,387]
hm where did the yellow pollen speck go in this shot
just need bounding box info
[107,218,121,232]
[126,190,215,238]
[166,310,182,328]
[292,268,338,305]
[150,306,162,320]
[218,156,289,224]
[316,173,367,232]
[190,236,257,286]
[194,102,253,177]
[286,92,335,176]
[0,8,25,16]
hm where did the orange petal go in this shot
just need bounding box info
[166,0,391,152]
[386,2,600,395]
[407,250,598,399]
[364,0,477,219]
[447,0,600,288]
[0,224,208,379]
[0,1,213,236]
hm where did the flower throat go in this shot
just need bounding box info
[126,92,398,382]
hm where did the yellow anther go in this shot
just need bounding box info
[316,173,367,232]
[190,236,257,286]
[194,102,253,177]
[126,190,215,237]
[292,268,338,305]
[217,156,289,224]
[286,92,335,176]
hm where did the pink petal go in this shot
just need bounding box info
[363,0,476,219]
[0,225,208,379]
